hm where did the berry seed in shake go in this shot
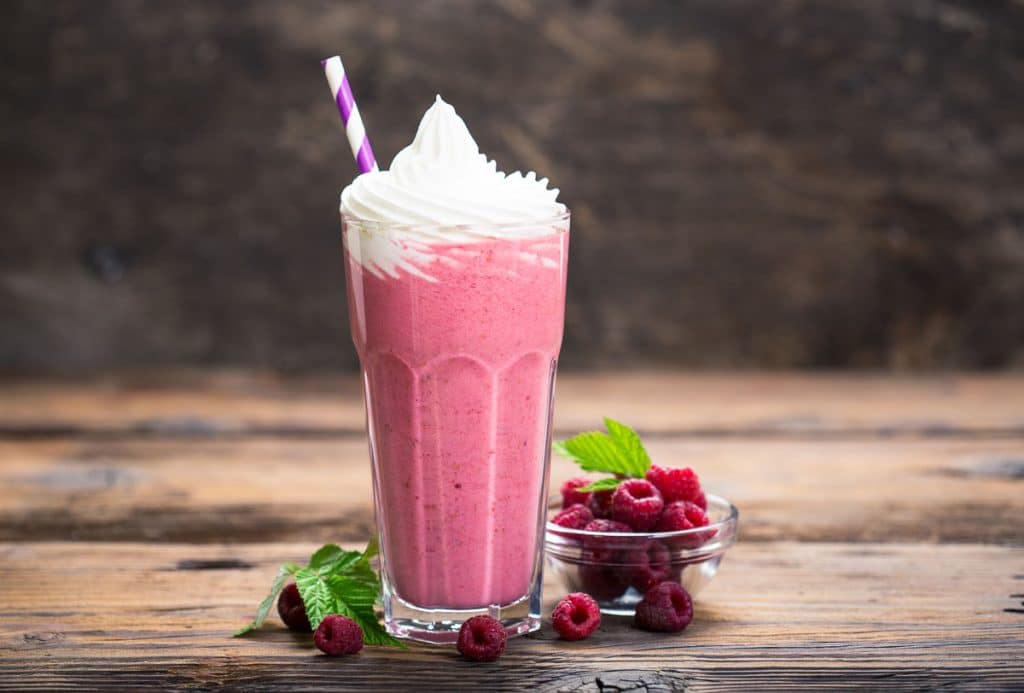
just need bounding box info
[340,96,569,643]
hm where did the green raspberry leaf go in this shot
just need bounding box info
[361,535,379,561]
[308,544,364,575]
[234,561,300,637]
[346,536,378,584]
[304,539,377,601]
[326,575,406,648]
[293,567,335,628]
[553,418,652,478]
[555,432,627,472]
[235,538,401,647]
[308,544,345,569]
[290,544,405,646]
[578,477,623,493]
[603,417,652,473]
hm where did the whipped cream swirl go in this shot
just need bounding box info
[341,96,565,227]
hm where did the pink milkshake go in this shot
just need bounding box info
[339,97,568,642]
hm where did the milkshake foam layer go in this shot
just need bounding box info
[341,96,564,228]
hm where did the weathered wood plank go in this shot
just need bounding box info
[0,373,1019,688]
[2,655,1021,692]
[1,542,1021,691]
[0,436,1021,544]
[2,372,1023,437]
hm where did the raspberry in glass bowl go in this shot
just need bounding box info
[545,493,738,615]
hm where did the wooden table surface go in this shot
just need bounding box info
[1,371,1022,691]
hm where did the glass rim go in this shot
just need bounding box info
[544,492,739,540]
[341,208,571,233]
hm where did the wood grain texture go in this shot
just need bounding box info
[0,373,1021,545]
[1,371,1022,689]
[2,371,1023,437]
[2,2,1023,373]
[0,436,1022,545]
[1,542,1022,691]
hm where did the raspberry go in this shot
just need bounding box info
[656,500,708,532]
[552,503,593,530]
[693,489,707,511]
[611,479,664,531]
[313,614,364,655]
[457,615,507,662]
[583,518,633,534]
[685,501,708,526]
[551,592,601,641]
[645,465,702,505]
[277,583,311,632]
[634,581,693,633]
[657,500,713,548]
[616,539,671,593]
[587,489,615,518]
[560,478,592,508]
[577,563,628,600]
[582,519,633,562]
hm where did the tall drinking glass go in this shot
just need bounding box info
[341,211,570,643]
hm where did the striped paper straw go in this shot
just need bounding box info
[321,55,378,174]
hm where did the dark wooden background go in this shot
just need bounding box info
[2,0,1022,374]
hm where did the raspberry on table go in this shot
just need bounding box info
[560,477,593,508]
[552,503,594,530]
[587,488,615,518]
[456,615,508,662]
[634,581,693,633]
[313,614,364,655]
[551,592,601,641]
[611,479,664,531]
[277,583,311,632]
[645,465,702,505]
[616,539,672,593]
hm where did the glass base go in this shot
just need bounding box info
[383,591,541,645]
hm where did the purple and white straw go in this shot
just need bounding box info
[321,55,378,174]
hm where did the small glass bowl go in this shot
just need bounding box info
[544,493,739,615]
